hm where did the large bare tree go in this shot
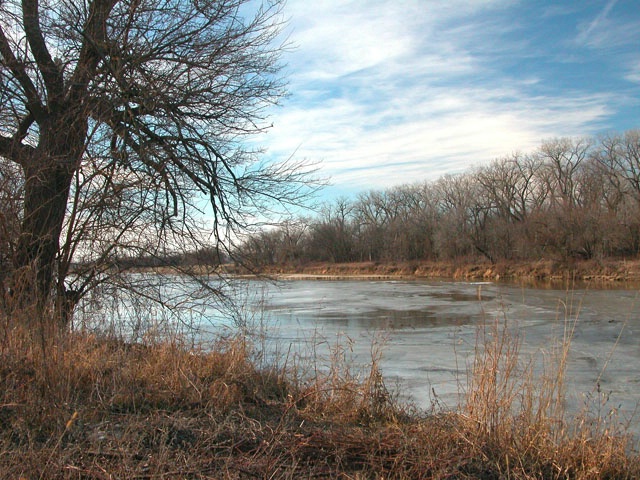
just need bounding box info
[0,0,309,323]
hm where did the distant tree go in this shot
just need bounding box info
[533,138,595,259]
[308,199,355,263]
[433,174,476,260]
[279,219,308,263]
[597,130,640,202]
[237,130,640,268]
[538,137,592,209]
[595,129,640,254]
[238,228,282,267]
[353,190,389,261]
[0,0,312,328]
[474,154,547,260]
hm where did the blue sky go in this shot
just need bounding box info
[258,0,640,199]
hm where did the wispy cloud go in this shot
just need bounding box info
[262,0,639,195]
[626,60,640,84]
[574,0,640,50]
[576,0,619,44]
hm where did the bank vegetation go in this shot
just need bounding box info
[237,130,640,282]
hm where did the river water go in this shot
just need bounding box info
[85,276,640,433]
[216,278,640,432]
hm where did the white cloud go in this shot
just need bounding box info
[626,60,640,84]
[261,0,637,196]
[267,84,615,191]
[284,0,517,85]
[285,1,416,81]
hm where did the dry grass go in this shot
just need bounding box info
[253,258,640,283]
[0,307,639,479]
[460,314,638,479]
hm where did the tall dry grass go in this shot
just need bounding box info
[0,299,638,478]
[460,308,638,479]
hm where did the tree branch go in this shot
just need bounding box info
[21,0,64,104]
[0,130,35,163]
[16,112,35,143]
[68,0,118,97]
[0,134,13,157]
[0,24,45,121]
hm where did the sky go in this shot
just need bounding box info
[259,0,640,199]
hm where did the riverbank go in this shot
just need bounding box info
[1,326,638,478]
[241,258,640,283]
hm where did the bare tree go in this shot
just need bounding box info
[433,174,476,260]
[0,0,311,325]
[476,153,545,224]
[537,137,592,209]
[595,129,640,254]
[473,154,548,260]
[353,190,389,261]
[308,198,355,263]
[597,130,640,202]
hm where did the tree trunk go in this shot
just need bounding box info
[12,114,86,322]
[14,162,73,309]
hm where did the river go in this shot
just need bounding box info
[225,279,640,429]
[84,276,640,432]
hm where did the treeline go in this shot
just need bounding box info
[237,129,640,266]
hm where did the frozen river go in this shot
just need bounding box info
[88,276,640,432]
[225,279,640,430]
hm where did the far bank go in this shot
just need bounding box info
[230,258,640,284]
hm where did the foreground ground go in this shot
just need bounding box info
[1,322,639,479]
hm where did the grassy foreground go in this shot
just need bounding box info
[0,318,638,479]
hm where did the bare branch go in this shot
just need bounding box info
[21,0,63,103]
[0,23,45,120]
